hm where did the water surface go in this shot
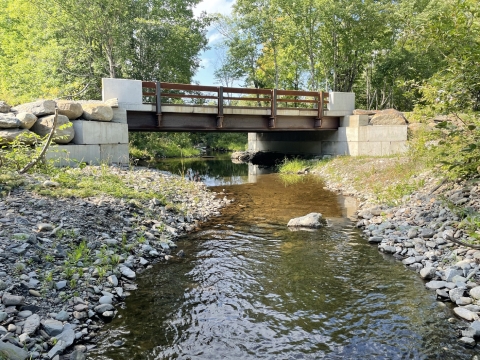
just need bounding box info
[91,157,474,359]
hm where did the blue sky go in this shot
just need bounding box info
[193,0,236,85]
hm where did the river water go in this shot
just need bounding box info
[91,156,475,360]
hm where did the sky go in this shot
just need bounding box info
[192,0,236,86]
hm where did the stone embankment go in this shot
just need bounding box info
[0,99,117,146]
[0,166,228,359]
[315,165,480,348]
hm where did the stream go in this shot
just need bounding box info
[91,155,476,359]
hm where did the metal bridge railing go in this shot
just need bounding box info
[141,81,328,129]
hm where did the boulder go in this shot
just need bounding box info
[287,213,326,228]
[370,109,408,125]
[11,100,55,116]
[0,101,11,113]
[56,100,83,120]
[16,112,37,129]
[353,109,378,116]
[0,113,21,128]
[82,103,113,121]
[30,114,74,144]
[0,129,37,145]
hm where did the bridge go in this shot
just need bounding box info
[45,78,408,167]
[124,81,342,132]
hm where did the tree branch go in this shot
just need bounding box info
[18,109,58,174]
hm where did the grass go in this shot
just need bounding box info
[278,158,314,174]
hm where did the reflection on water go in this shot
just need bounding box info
[90,157,475,360]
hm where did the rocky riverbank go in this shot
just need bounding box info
[0,166,228,359]
[314,159,480,349]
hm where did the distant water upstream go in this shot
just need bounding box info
[91,155,475,359]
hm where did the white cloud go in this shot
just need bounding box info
[199,58,211,68]
[193,0,235,18]
[208,32,223,44]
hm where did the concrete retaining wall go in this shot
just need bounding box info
[46,107,129,166]
[248,114,408,157]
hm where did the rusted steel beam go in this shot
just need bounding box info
[269,89,277,128]
[160,82,218,92]
[217,86,224,128]
[156,82,162,127]
[223,96,272,102]
[142,81,156,89]
[160,93,218,100]
[223,86,272,95]
[276,98,318,104]
[277,89,320,97]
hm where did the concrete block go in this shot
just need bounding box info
[102,78,143,107]
[112,108,127,124]
[357,141,384,156]
[340,115,369,127]
[46,145,100,167]
[383,141,409,155]
[72,121,128,145]
[327,92,355,113]
[100,144,129,164]
[358,125,407,142]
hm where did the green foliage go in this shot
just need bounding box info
[433,114,480,178]
[277,158,312,174]
[0,0,211,102]
[129,132,200,159]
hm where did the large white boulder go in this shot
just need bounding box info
[12,100,56,116]
[82,103,113,121]
[56,100,83,120]
[16,112,37,129]
[287,213,326,228]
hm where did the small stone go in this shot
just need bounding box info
[457,297,473,306]
[37,223,54,232]
[29,290,41,297]
[17,310,32,318]
[95,304,114,314]
[425,281,448,290]
[56,281,67,290]
[102,311,114,318]
[55,310,69,322]
[470,286,480,300]
[42,319,63,336]
[459,337,476,347]
[420,266,436,280]
[23,314,40,335]
[99,296,113,305]
[407,228,418,239]
[119,266,136,280]
[107,275,118,287]
[0,312,7,322]
[449,287,465,303]
[454,307,478,321]
[2,294,25,306]
[8,324,16,332]
[368,236,383,243]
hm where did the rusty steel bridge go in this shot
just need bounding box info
[126,82,340,132]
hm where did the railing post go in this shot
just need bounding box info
[314,91,323,128]
[156,81,162,127]
[269,89,277,128]
[217,86,224,128]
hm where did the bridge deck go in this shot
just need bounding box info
[126,82,341,132]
